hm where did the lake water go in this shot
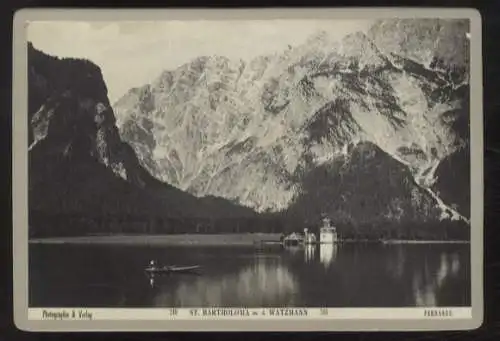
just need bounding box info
[29,242,470,308]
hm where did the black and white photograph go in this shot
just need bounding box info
[12,8,483,331]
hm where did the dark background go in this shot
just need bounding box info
[2,0,499,340]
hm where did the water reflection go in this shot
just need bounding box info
[412,252,463,306]
[147,271,200,289]
[151,259,299,307]
[319,243,338,268]
[292,243,339,268]
[386,245,406,279]
[29,243,470,308]
[304,245,316,263]
[284,245,301,255]
[451,253,460,275]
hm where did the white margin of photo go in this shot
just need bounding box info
[12,7,483,332]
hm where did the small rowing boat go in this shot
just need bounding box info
[254,240,282,246]
[145,265,201,274]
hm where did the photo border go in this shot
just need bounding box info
[12,7,484,332]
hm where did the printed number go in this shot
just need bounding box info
[170,308,178,316]
[320,308,329,316]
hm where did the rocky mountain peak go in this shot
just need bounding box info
[113,20,470,225]
[338,31,386,68]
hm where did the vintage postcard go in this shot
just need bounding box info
[12,8,483,331]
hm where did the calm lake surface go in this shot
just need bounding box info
[29,242,470,308]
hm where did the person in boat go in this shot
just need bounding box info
[280,233,285,243]
[149,260,157,269]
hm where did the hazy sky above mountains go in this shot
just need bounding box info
[27,20,372,103]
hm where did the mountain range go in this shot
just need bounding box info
[27,18,471,239]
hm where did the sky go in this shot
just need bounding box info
[27,20,373,103]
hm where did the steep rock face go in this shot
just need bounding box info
[27,43,256,227]
[28,42,143,186]
[114,19,470,223]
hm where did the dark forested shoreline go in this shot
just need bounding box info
[29,210,470,241]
